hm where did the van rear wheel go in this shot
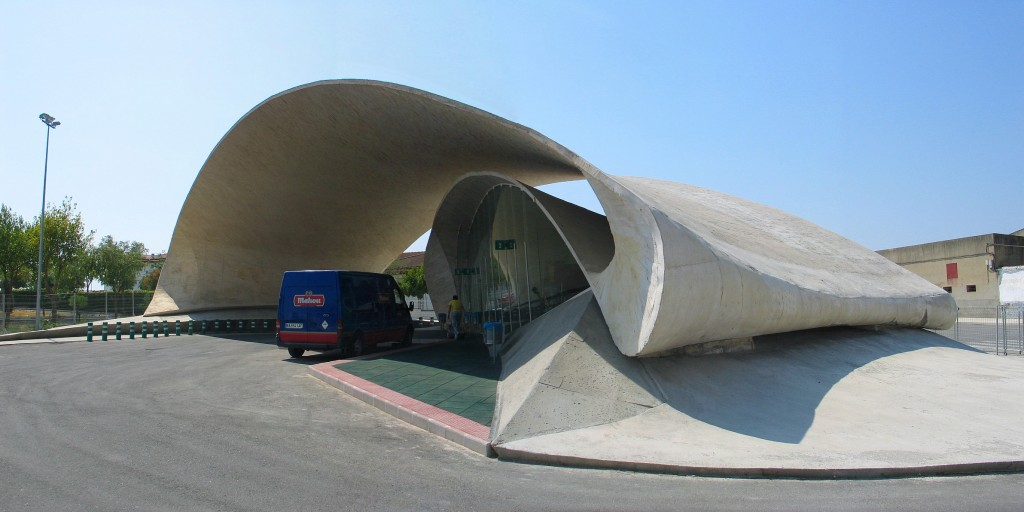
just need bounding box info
[401,328,414,347]
[352,336,364,357]
[287,347,305,358]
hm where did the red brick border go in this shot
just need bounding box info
[309,350,493,457]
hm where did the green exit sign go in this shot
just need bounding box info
[494,239,517,250]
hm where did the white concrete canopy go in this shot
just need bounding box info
[152,79,955,356]
[492,291,1024,477]
[150,80,582,316]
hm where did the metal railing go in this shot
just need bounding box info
[1,292,154,334]
[931,304,1024,355]
[997,304,1024,355]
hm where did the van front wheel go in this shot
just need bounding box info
[352,336,364,357]
[401,328,414,347]
[287,347,305,358]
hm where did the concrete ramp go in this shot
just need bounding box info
[491,291,661,445]
[492,292,1024,477]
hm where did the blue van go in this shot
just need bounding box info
[276,270,415,358]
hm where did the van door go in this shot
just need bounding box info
[308,278,340,344]
[283,277,338,345]
[348,274,383,345]
[280,283,313,343]
[378,275,409,342]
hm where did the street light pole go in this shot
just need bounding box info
[35,113,60,331]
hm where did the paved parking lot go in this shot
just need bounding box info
[2,334,1024,511]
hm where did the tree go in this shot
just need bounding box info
[74,245,102,292]
[0,205,32,321]
[399,264,428,298]
[95,235,147,292]
[28,198,93,297]
[139,266,161,291]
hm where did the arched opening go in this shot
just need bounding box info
[452,185,590,333]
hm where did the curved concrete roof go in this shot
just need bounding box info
[149,80,582,315]
[151,80,956,356]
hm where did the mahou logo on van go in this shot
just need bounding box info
[293,291,325,307]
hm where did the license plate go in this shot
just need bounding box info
[285,322,303,329]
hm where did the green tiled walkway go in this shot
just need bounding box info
[338,340,501,426]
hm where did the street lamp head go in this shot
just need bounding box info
[39,113,59,128]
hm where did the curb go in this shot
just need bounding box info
[309,356,493,458]
[0,337,85,347]
[0,324,89,342]
[492,448,1024,480]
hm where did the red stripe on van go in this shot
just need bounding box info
[305,332,339,343]
[278,332,306,343]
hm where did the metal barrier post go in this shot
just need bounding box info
[201,320,207,334]
[142,321,148,339]
[129,321,135,340]
[115,322,122,341]
[163,320,169,337]
[1019,307,1023,355]
[954,308,960,342]
[998,306,1007,356]
[188,320,194,336]
[213,320,220,332]
[101,322,108,341]
[87,322,93,342]
[175,320,181,336]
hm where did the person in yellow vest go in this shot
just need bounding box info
[447,295,464,339]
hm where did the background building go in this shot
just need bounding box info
[878,229,1024,310]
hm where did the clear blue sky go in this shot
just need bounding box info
[2,1,1021,255]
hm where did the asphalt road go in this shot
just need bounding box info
[1,335,1023,512]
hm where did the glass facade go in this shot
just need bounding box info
[452,184,590,334]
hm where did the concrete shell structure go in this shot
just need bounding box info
[151,79,955,356]
[146,80,1024,476]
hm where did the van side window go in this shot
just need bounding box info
[351,275,378,312]
[341,276,357,310]
[377,276,402,320]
